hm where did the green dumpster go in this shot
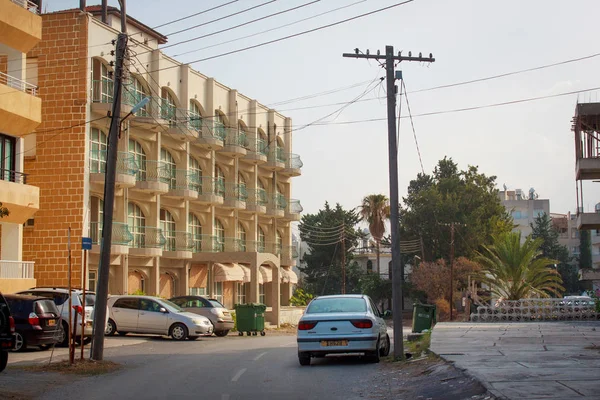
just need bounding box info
[412,303,437,333]
[234,303,267,336]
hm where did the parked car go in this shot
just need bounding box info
[296,294,390,366]
[17,287,98,346]
[106,295,213,341]
[3,294,61,351]
[0,292,15,372]
[169,296,234,337]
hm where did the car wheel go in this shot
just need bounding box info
[298,352,311,366]
[215,330,229,337]
[13,332,26,352]
[105,319,117,336]
[0,350,7,373]
[58,322,69,347]
[380,334,391,357]
[367,338,381,363]
[170,323,188,341]
[118,331,128,336]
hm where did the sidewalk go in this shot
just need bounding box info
[430,322,600,399]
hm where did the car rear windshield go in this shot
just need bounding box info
[306,298,367,314]
[79,293,96,307]
[209,300,225,308]
[35,300,59,315]
[160,299,184,313]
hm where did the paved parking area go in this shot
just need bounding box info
[431,322,600,399]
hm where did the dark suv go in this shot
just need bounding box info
[0,292,16,372]
[3,294,61,351]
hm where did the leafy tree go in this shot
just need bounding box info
[298,202,364,295]
[530,213,581,294]
[358,273,392,306]
[0,202,8,218]
[359,194,390,275]
[400,157,512,262]
[579,230,592,269]
[289,288,314,306]
[475,231,564,300]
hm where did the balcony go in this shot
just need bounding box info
[89,222,133,255]
[0,169,39,224]
[223,237,247,252]
[0,260,36,293]
[132,160,170,194]
[130,96,164,130]
[190,234,220,254]
[89,150,138,188]
[579,268,600,281]
[193,177,224,205]
[162,231,194,259]
[576,212,600,231]
[163,170,200,200]
[284,199,302,221]
[0,0,42,53]
[219,128,247,157]
[164,109,199,142]
[265,147,285,171]
[193,120,225,150]
[223,183,247,210]
[90,79,133,117]
[242,138,268,165]
[267,194,286,218]
[281,153,303,177]
[280,245,299,266]
[0,72,41,136]
[246,188,267,214]
[129,226,166,257]
[573,103,600,180]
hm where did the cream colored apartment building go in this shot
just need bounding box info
[21,6,302,324]
[0,0,42,293]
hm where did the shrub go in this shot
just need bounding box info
[290,288,314,306]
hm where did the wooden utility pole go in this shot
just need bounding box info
[442,222,465,321]
[343,47,434,360]
[341,224,346,294]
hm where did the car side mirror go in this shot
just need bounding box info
[159,307,168,313]
[383,310,392,320]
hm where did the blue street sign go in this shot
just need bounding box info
[82,237,92,250]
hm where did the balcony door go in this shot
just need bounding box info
[128,202,146,248]
[0,134,15,182]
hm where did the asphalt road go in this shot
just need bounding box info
[24,334,383,400]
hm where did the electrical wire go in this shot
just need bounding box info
[402,79,425,174]
[150,0,240,30]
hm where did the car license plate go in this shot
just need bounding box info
[47,319,56,326]
[321,340,348,347]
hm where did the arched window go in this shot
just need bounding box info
[189,156,202,193]
[129,139,146,181]
[160,209,176,251]
[276,139,285,163]
[257,179,267,205]
[90,128,107,173]
[238,122,248,148]
[128,202,146,248]
[238,172,247,201]
[258,227,266,253]
[189,101,202,132]
[188,213,202,252]
[275,230,283,254]
[257,129,268,155]
[91,196,104,243]
[215,218,225,252]
[161,89,177,123]
[131,76,149,116]
[237,222,246,252]
[160,148,176,188]
[215,165,225,197]
[214,112,226,139]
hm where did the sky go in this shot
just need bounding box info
[46,0,600,218]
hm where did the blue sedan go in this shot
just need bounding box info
[296,294,390,366]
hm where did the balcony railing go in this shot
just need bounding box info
[225,128,248,148]
[287,199,303,214]
[286,153,303,169]
[225,183,248,202]
[190,234,220,253]
[160,101,177,123]
[224,237,247,252]
[0,168,28,184]
[281,245,299,259]
[270,194,287,210]
[10,0,40,14]
[163,231,194,252]
[0,71,37,96]
[170,170,201,191]
[89,150,138,175]
[89,222,134,246]
[197,176,224,196]
[257,138,269,156]
[138,160,171,183]
[248,188,268,206]
[213,122,227,141]
[0,260,35,279]
[130,226,166,249]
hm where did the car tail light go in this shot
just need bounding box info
[9,316,15,334]
[351,319,373,329]
[298,321,317,330]
[28,312,42,330]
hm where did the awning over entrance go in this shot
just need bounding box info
[281,268,298,284]
[238,264,251,283]
[213,263,245,282]
[258,265,273,283]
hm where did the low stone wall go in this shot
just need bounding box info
[471,298,599,322]
[265,306,306,327]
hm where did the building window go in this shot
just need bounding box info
[0,134,16,182]
[258,227,266,253]
[131,76,149,116]
[160,148,176,188]
[189,156,202,193]
[236,282,246,305]
[533,209,545,218]
[128,202,146,248]
[238,172,247,201]
[129,139,146,181]
[188,213,202,252]
[237,222,246,252]
[190,287,206,296]
[91,197,104,244]
[189,101,202,132]
[90,128,108,173]
[161,88,177,124]
[257,179,267,205]
[215,218,225,252]
[259,283,265,305]
[276,230,283,255]
[213,281,223,304]
[160,209,176,251]
[216,165,225,197]
[214,112,226,139]
[88,270,97,292]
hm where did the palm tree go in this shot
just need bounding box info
[359,194,390,275]
[475,231,564,300]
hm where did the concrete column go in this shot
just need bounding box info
[281,282,292,306]
[121,255,129,295]
[6,49,25,81]
[179,261,190,296]
[248,257,259,303]
[1,223,22,261]
[271,264,281,327]
[148,257,160,295]
[207,261,214,297]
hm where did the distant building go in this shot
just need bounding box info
[498,188,550,241]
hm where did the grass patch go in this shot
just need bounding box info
[16,359,121,376]
[405,331,432,359]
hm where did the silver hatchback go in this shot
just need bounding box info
[106,296,213,340]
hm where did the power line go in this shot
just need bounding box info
[173,0,367,58]
[146,0,415,74]
[150,0,240,30]
[402,79,425,174]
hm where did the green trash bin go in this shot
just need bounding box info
[412,303,437,333]
[234,303,267,336]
